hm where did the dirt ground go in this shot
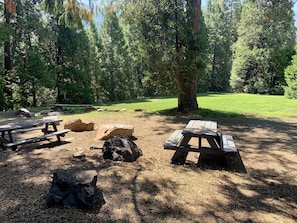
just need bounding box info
[0,110,297,223]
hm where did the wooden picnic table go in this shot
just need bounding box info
[52,104,94,111]
[164,120,237,164]
[0,116,70,150]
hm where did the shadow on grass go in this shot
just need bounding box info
[96,97,154,106]
[156,107,245,119]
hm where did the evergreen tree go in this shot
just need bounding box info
[204,0,234,92]
[97,10,134,102]
[0,0,57,108]
[230,0,295,95]
[3,0,16,109]
[284,45,297,99]
[0,2,6,109]
[122,20,146,97]
[55,25,92,103]
[12,0,55,107]
[122,0,208,112]
[87,21,102,102]
[42,0,94,104]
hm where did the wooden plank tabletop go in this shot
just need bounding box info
[0,117,62,132]
[182,120,217,136]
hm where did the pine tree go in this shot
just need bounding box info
[121,0,207,112]
[97,10,134,102]
[230,0,295,95]
[284,45,297,99]
[87,21,102,102]
[42,0,94,104]
[204,0,235,92]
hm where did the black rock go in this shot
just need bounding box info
[46,169,104,209]
[102,135,142,162]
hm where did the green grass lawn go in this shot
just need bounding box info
[97,93,297,118]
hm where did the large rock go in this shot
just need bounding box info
[64,119,94,132]
[15,108,35,118]
[96,124,134,140]
[102,135,142,162]
[46,169,104,209]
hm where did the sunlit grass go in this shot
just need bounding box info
[97,93,297,118]
[97,97,178,112]
[198,93,297,118]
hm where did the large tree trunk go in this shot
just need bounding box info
[176,0,201,112]
[177,79,199,112]
[3,0,15,110]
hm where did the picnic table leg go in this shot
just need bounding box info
[0,136,9,148]
[6,130,17,150]
[43,123,49,134]
[43,123,61,142]
[206,136,220,149]
[6,130,14,143]
[171,135,191,165]
[52,123,62,142]
[171,150,189,165]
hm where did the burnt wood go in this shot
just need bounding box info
[46,169,104,209]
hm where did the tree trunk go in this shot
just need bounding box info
[32,80,37,107]
[176,0,201,112]
[177,79,199,112]
[3,1,13,110]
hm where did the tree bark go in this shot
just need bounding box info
[176,0,201,112]
[3,1,14,110]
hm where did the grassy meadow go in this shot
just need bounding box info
[97,93,297,118]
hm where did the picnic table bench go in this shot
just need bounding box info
[52,104,94,111]
[163,120,238,164]
[0,117,70,150]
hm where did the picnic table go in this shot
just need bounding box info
[0,116,70,150]
[52,104,94,111]
[163,120,238,164]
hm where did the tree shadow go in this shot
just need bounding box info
[84,156,194,222]
[1,107,296,222]
[150,107,297,221]
[197,168,297,222]
[194,151,247,173]
[0,149,107,222]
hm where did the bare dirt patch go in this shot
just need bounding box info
[0,111,297,222]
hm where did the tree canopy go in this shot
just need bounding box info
[230,0,296,94]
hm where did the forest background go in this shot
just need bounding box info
[1,0,297,112]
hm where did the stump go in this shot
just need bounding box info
[102,135,142,162]
[46,169,102,209]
